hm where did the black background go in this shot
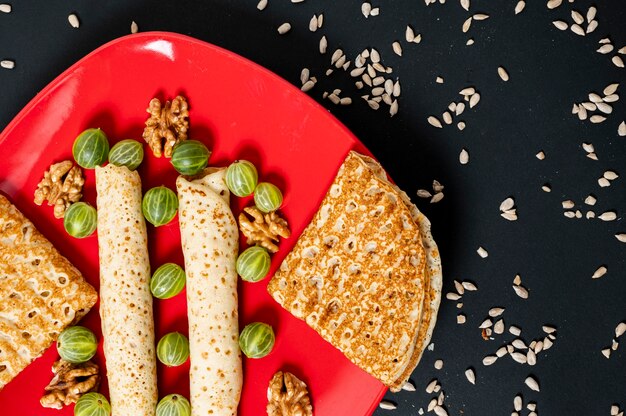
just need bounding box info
[1,1,625,415]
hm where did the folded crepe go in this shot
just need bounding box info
[96,164,157,415]
[177,168,242,416]
[0,194,98,390]
[267,151,442,392]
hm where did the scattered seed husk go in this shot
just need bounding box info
[513,285,528,299]
[466,38,475,46]
[589,93,603,103]
[457,314,467,324]
[317,13,324,28]
[615,322,626,338]
[604,83,619,95]
[436,76,444,84]
[433,180,444,192]
[547,0,562,9]
[514,395,523,411]
[571,10,584,25]
[390,100,398,117]
[578,107,588,120]
[590,115,607,123]
[597,44,614,54]
[611,405,620,415]
[525,376,540,392]
[542,326,556,334]
[340,97,352,105]
[460,87,476,96]
[319,36,328,54]
[402,380,417,391]
[393,81,401,97]
[586,6,597,22]
[417,189,432,198]
[459,149,469,165]
[570,24,585,36]
[598,211,617,221]
[277,22,291,34]
[428,398,437,412]
[434,406,448,416]
[361,2,372,17]
[582,142,595,153]
[602,348,611,358]
[613,56,625,68]
[598,178,611,187]
[309,15,318,32]
[620,46,626,54]
[473,13,489,20]
[457,121,466,131]
[562,200,575,209]
[68,13,80,28]
[301,80,315,92]
[511,352,527,364]
[0,4,11,13]
[462,17,472,33]
[619,121,626,137]
[392,41,403,56]
[536,151,545,160]
[494,319,505,334]
[581,102,597,111]
[1,60,15,69]
[465,368,476,384]
[498,66,510,81]
[515,1,525,14]
[604,170,619,180]
[428,116,443,128]
[454,281,464,296]
[460,0,470,11]
[541,185,552,192]
[496,347,508,357]
[585,19,597,33]
[612,339,619,351]
[431,192,444,203]
[513,275,522,285]
[129,20,139,33]
[426,379,438,394]
[603,94,619,103]
[479,319,493,329]
[552,20,568,30]
[379,400,397,410]
[469,93,481,108]
[370,7,379,16]
[488,307,505,317]
[500,197,515,212]
[615,233,626,243]
[477,246,488,258]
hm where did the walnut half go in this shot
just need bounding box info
[142,95,189,158]
[267,371,313,416]
[34,160,84,218]
[239,206,291,253]
[40,359,100,409]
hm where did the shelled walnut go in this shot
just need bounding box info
[40,359,100,409]
[142,95,189,158]
[239,206,290,253]
[267,371,313,416]
[34,160,84,218]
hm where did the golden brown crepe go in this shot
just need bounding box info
[177,168,242,416]
[96,164,158,415]
[0,194,97,390]
[267,151,441,391]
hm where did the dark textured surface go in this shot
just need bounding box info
[1,1,625,415]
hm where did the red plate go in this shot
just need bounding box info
[0,33,386,415]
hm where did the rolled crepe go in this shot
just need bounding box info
[177,168,242,416]
[96,164,157,415]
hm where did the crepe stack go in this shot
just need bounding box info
[177,168,242,416]
[0,194,97,390]
[268,151,442,391]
